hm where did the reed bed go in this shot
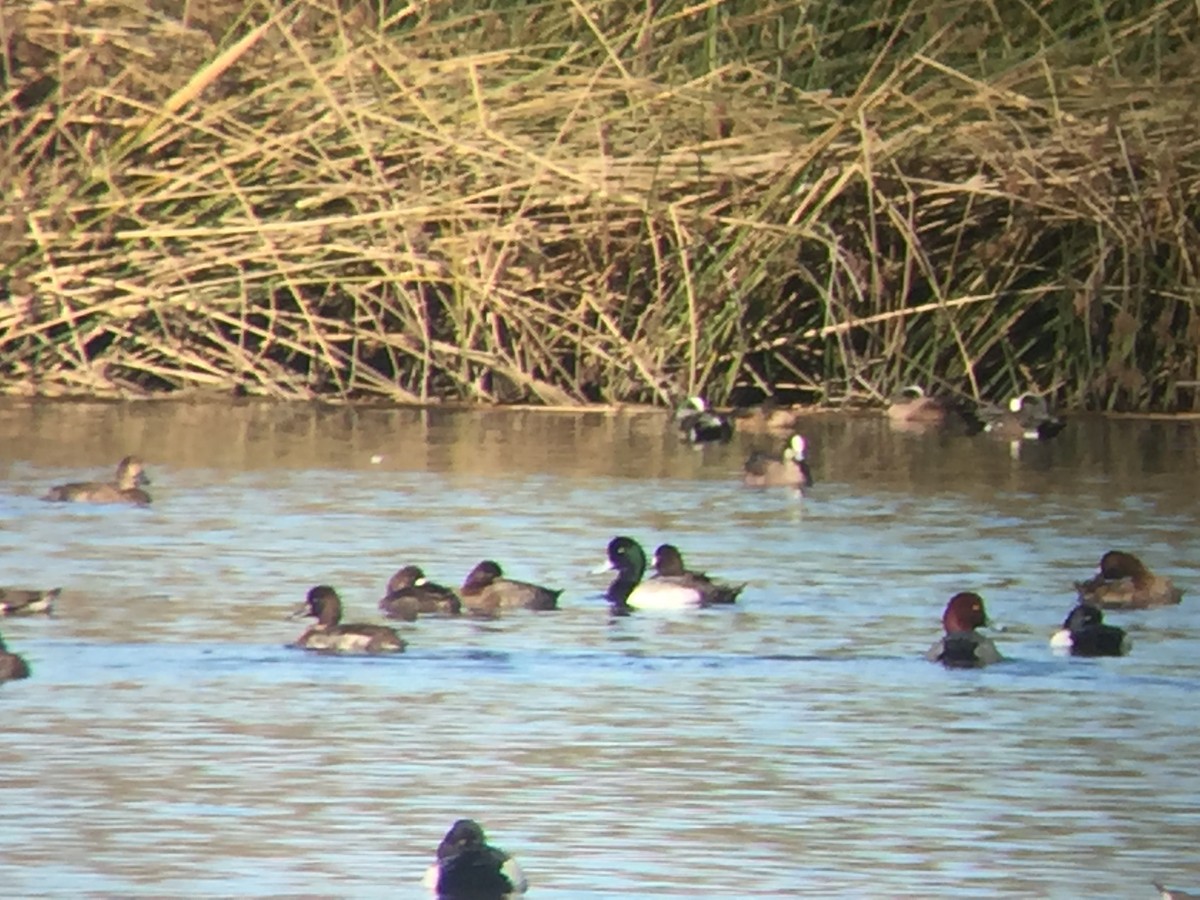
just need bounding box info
[2,0,1199,410]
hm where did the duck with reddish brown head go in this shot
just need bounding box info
[379,565,461,621]
[290,585,406,654]
[926,591,1002,668]
[1075,550,1182,610]
[460,561,560,616]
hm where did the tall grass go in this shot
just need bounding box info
[1,0,1198,409]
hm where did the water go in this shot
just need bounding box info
[0,401,1197,898]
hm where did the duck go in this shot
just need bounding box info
[674,396,733,444]
[0,586,60,615]
[730,397,804,434]
[460,561,560,615]
[1155,881,1200,900]
[43,455,152,505]
[0,630,31,681]
[652,544,744,604]
[1050,603,1131,657]
[379,565,462,621]
[422,818,528,899]
[1075,550,1182,609]
[742,433,812,488]
[289,585,406,653]
[980,393,1066,441]
[886,385,984,434]
[598,536,717,612]
[925,591,1002,668]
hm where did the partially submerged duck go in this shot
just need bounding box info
[460,561,560,615]
[886,385,983,434]
[598,536,716,612]
[1050,603,1131,657]
[742,433,812,488]
[290,585,406,653]
[980,393,1066,441]
[675,396,733,444]
[926,591,1002,668]
[43,456,152,505]
[379,565,461,621]
[422,818,528,899]
[652,544,744,604]
[1075,550,1182,610]
[0,586,60,616]
[0,630,30,681]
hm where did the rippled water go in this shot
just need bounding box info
[0,401,1197,898]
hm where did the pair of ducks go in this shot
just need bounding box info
[927,550,1182,668]
[596,537,744,612]
[290,561,563,654]
[888,386,1067,441]
[675,397,814,489]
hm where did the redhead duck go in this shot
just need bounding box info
[742,433,812,488]
[675,396,733,444]
[652,544,744,604]
[0,631,30,681]
[379,565,461,621]
[1050,603,1130,657]
[886,385,984,433]
[460,561,560,615]
[1075,550,1182,609]
[730,397,804,434]
[926,591,1002,668]
[981,393,1066,441]
[422,819,527,899]
[0,586,60,616]
[290,585,406,653]
[43,456,152,505]
[598,536,715,612]
[1155,882,1200,900]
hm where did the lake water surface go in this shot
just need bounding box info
[0,401,1197,898]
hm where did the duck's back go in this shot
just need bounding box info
[928,632,1001,668]
[45,482,150,505]
[1078,576,1182,609]
[294,624,405,653]
[1067,624,1130,657]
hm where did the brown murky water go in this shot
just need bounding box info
[0,400,1197,898]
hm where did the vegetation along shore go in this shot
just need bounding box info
[2,0,1198,411]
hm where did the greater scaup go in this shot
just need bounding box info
[379,565,462,621]
[422,819,528,899]
[290,585,406,653]
[652,543,744,604]
[598,536,714,612]
[460,561,560,615]
[1050,603,1131,656]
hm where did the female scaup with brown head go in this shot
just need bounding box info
[652,544,744,605]
[926,591,1002,668]
[290,585,406,653]
[379,565,462,621]
[1050,603,1130,657]
[422,818,527,899]
[43,456,152,505]
[460,561,560,616]
[742,433,812,488]
[0,630,30,681]
[1075,550,1182,609]
[0,586,60,616]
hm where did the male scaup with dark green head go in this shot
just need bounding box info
[674,396,733,444]
[379,565,462,621]
[926,591,1002,668]
[43,456,152,505]
[0,630,30,681]
[598,536,717,612]
[290,585,406,653]
[422,818,527,899]
[0,586,60,616]
[460,561,560,615]
[652,544,744,604]
[1050,603,1130,657]
[742,433,812,488]
[981,393,1066,441]
[1075,550,1182,609]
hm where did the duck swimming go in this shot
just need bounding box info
[422,818,528,899]
[886,385,983,434]
[290,585,406,653]
[926,591,1002,668]
[730,397,804,434]
[652,544,744,604]
[1050,603,1130,657]
[0,586,60,616]
[43,456,152,505]
[0,630,30,681]
[379,565,462,621]
[460,561,560,615]
[980,393,1066,441]
[599,536,718,612]
[742,433,812,488]
[1075,550,1182,609]
[675,396,733,444]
